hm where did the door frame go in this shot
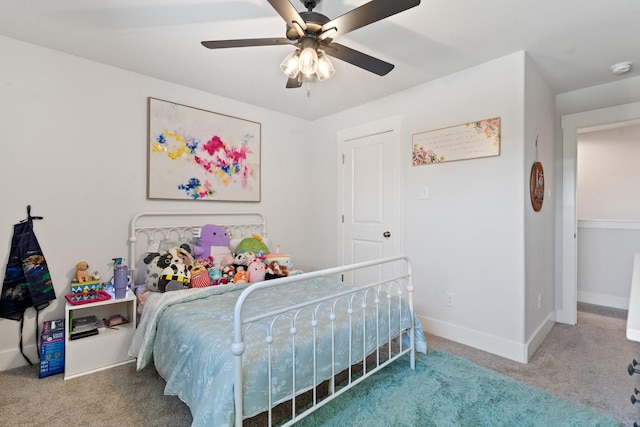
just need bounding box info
[559,101,640,324]
[337,115,404,267]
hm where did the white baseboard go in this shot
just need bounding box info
[419,314,528,363]
[524,312,556,362]
[578,290,629,310]
[0,344,39,371]
[419,312,556,364]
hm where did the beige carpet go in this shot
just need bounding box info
[0,303,637,426]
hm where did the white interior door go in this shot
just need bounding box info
[338,116,402,285]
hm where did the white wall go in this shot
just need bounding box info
[1,37,557,369]
[557,77,640,117]
[0,36,313,370]
[310,52,555,362]
[523,56,556,350]
[578,124,640,220]
[577,223,640,308]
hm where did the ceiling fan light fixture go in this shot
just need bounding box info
[300,73,317,83]
[280,50,300,78]
[202,0,421,90]
[316,50,335,81]
[299,46,318,76]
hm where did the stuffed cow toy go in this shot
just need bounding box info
[144,244,194,292]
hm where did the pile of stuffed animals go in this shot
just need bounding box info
[143,224,295,293]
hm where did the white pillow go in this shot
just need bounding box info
[147,239,195,254]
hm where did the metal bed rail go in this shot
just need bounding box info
[232,255,415,426]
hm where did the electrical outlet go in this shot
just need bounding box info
[446,292,455,307]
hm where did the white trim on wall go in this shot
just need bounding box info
[578,220,640,230]
[419,311,555,363]
[578,290,629,310]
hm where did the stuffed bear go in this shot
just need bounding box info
[265,261,288,280]
[265,253,302,276]
[194,224,233,268]
[73,261,92,283]
[144,244,194,292]
[264,253,294,271]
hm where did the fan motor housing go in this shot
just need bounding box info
[286,11,330,40]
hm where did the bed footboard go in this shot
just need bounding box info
[232,255,416,426]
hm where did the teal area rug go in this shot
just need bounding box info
[294,350,619,427]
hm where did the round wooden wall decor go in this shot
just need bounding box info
[530,161,544,211]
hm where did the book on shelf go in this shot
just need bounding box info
[69,328,99,340]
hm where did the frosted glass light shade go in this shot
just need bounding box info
[316,51,335,81]
[299,46,318,76]
[280,51,300,78]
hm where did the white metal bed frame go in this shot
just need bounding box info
[232,256,416,426]
[128,212,416,426]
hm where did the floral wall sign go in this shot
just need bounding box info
[147,98,261,201]
[412,117,501,166]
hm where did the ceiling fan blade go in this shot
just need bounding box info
[323,42,394,76]
[319,0,420,41]
[201,38,295,49]
[286,76,302,88]
[267,0,307,33]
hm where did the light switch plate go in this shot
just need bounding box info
[419,186,429,199]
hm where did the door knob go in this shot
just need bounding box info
[383,231,391,238]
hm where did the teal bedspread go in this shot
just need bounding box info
[129,276,426,427]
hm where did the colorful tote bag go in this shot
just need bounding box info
[1,207,56,364]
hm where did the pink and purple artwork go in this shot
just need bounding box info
[148,98,261,201]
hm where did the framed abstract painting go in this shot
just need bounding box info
[147,98,261,201]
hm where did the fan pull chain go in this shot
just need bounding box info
[307,82,311,98]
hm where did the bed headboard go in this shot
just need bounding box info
[128,211,267,284]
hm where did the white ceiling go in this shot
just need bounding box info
[2,0,639,121]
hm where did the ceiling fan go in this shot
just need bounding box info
[201,0,421,88]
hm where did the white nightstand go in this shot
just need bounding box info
[64,289,137,380]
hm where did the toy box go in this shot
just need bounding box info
[70,280,101,294]
[39,319,65,378]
